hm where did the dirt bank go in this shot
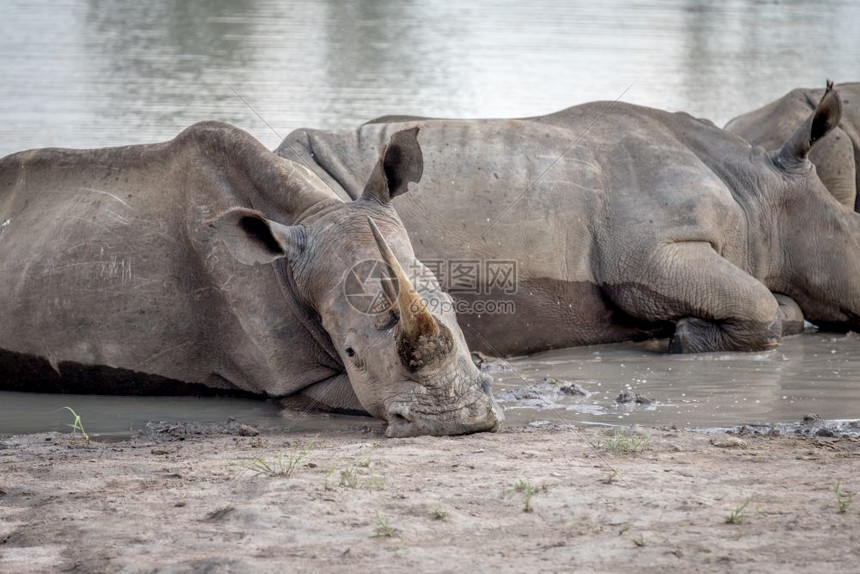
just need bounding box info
[1,421,859,573]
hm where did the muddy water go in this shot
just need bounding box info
[492,332,860,429]
[2,332,857,436]
[2,1,860,434]
[0,392,371,437]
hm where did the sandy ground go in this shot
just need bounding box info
[1,420,859,573]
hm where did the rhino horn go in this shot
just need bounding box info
[367,218,440,341]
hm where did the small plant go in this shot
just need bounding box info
[244,441,313,478]
[430,505,448,520]
[725,497,752,524]
[602,470,618,485]
[632,534,646,547]
[618,523,631,535]
[339,467,359,488]
[513,479,532,492]
[322,467,337,490]
[364,473,386,491]
[61,407,90,445]
[513,479,536,513]
[245,456,281,478]
[357,447,375,468]
[602,428,650,454]
[834,481,853,514]
[372,512,400,538]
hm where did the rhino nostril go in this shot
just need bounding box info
[389,408,412,425]
[384,409,416,438]
[480,373,493,394]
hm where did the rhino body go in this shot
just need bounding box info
[278,86,859,356]
[0,122,503,437]
[726,82,860,212]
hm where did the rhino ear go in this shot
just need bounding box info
[777,80,843,165]
[361,127,424,204]
[207,207,304,265]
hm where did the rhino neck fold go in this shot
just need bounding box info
[276,129,360,201]
[776,196,860,320]
[273,258,344,375]
[189,122,339,223]
[281,127,390,201]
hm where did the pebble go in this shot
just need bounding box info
[616,391,654,405]
[709,437,747,449]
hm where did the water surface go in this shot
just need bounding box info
[2,0,859,156]
[493,332,860,429]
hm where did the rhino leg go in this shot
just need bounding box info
[667,316,782,353]
[773,294,805,336]
[668,292,804,352]
[608,243,782,353]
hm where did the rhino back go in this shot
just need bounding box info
[0,142,204,371]
[292,105,752,269]
[0,124,336,394]
[283,104,758,353]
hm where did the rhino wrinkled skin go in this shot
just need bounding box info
[726,82,860,213]
[0,122,503,437]
[278,83,859,356]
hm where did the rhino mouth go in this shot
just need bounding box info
[384,378,504,438]
[384,408,502,438]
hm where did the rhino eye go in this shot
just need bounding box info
[345,347,356,358]
[375,310,399,331]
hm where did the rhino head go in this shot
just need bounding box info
[209,128,503,437]
[763,81,860,331]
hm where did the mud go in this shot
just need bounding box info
[705,416,860,439]
[496,376,590,409]
[2,423,859,572]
